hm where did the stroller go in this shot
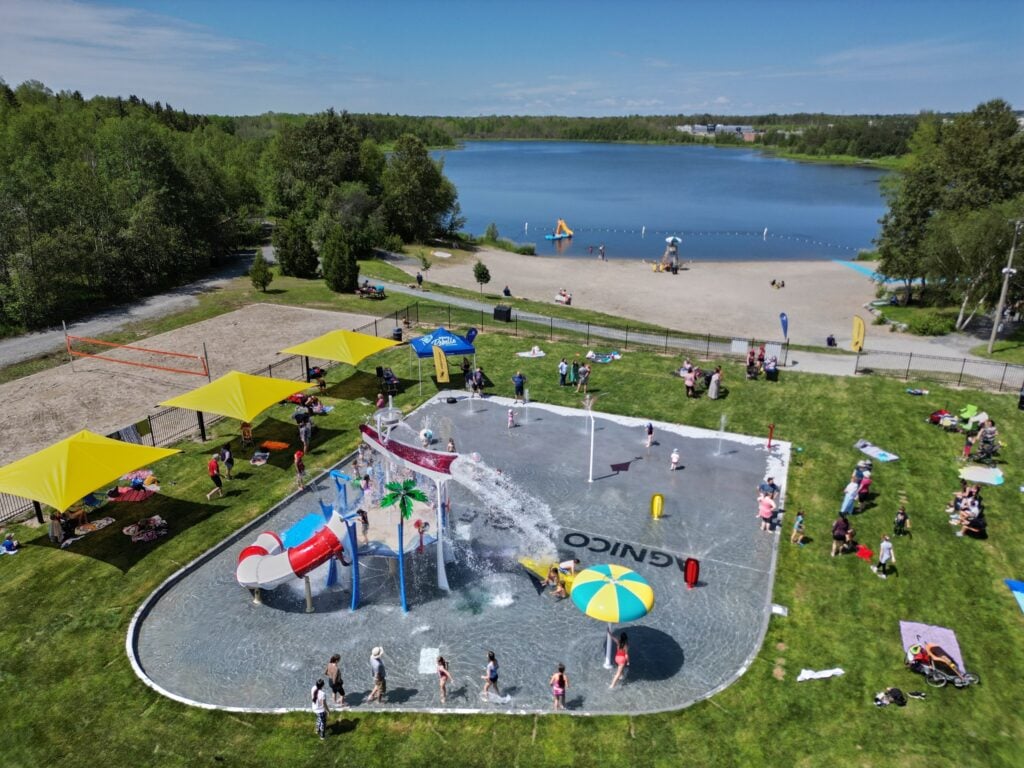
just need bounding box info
[905,639,980,689]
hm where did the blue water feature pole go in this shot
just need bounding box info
[397,515,408,613]
[330,470,362,610]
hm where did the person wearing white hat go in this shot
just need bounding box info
[368,647,386,703]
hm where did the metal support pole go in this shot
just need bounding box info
[304,355,311,383]
[664,331,669,353]
[197,411,207,442]
[905,353,913,381]
[33,500,43,525]
[202,342,211,382]
[987,220,1022,354]
[957,358,967,387]
[304,575,314,613]
[586,323,590,347]
[625,327,629,350]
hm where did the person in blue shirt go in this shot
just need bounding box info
[2,533,20,553]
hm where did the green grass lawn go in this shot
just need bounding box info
[2,328,1023,768]
[971,325,1024,365]
[878,304,961,336]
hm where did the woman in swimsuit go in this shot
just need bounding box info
[437,656,454,704]
[609,631,629,688]
[549,663,568,710]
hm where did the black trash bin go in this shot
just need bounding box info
[1019,386,1024,411]
[493,305,512,322]
[391,328,402,342]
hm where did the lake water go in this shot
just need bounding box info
[433,141,889,261]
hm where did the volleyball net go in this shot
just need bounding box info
[66,335,209,378]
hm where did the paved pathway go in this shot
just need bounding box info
[371,277,1006,379]
[0,253,255,367]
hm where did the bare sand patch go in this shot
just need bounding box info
[1,304,378,465]
[413,249,877,346]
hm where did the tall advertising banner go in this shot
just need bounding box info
[432,343,450,383]
[852,316,866,352]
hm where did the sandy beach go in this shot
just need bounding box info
[412,249,878,346]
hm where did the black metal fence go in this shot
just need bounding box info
[853,350,1024,393]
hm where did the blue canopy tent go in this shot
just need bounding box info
[409,327,476,392]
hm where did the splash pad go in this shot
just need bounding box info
[129,394,788,715]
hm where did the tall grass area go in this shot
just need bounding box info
[1,333,1023,767]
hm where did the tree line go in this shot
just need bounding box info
[0,80,462,332]
[877,99,1024,329]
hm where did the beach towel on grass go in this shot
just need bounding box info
[797,668,844,682]
[855,439,899,462]
[899,621,965,672]
[250,452,270,466]
[1004,580,1024,614]
[959,465,1004,486]
[109,488,156,503]
[121,469,153,482]
[587,351,622,364]
[260,440,290,451]
[74,517,115,536]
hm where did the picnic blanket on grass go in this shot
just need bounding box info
[899,621,965,672]
[108,487,156,503]
[959,465,1004,486]
[250,451,271,466]
[586,350,622,364]
[122,515,168,543]
[121,469,153,482]
[1004,580,1024,614]
[855,439,899,462]
[73,516,116,537]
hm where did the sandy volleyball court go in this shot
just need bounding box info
[1,304,377,465]
[417,249,878,346]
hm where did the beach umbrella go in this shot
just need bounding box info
[571,563,655,667]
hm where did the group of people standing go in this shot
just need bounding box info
[309,640,631,736]
[557,358,591,392]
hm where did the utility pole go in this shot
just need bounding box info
[987,220,1023,354]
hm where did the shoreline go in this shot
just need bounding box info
[409,247,879,347]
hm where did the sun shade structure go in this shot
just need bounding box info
[571,563,655,669]
[280,329,399,366]
[159,371,305,423]
[409,327,475,358]
[0,430,179,512]
[571,563,655,623]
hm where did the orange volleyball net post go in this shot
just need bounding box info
[65,332,210,379]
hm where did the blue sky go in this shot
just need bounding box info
[0,0,1020,116]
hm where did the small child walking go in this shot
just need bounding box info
[670,448,680,471]
[645,422,654,448]
[507,408,516,429]
[790,510,806,545]
[437,656,454,704]
[294,450,306,491]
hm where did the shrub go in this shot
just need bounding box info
[906,311,955,336]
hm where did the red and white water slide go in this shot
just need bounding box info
[235,510,349,590]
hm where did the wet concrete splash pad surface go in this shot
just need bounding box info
[129,395,788,715]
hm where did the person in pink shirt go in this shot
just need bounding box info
[857,470,873,513]
[757,493,776,533]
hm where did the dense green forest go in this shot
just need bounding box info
[232,111,921,158]
[877,99,1024,330]
[0,80,461,332]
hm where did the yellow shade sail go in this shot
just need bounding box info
[159,371,304,423]
[280,330,398,366]
[0,430,179,512]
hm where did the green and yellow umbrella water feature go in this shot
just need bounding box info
[570,563,655,668]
